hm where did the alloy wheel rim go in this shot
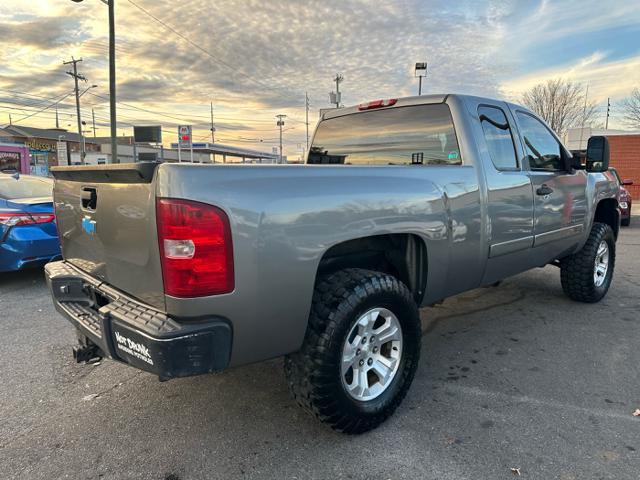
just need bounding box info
[594,240,609,287]
[340,307,403,401]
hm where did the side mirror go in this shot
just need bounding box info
[622,179,634,186]
[585,136,609,172]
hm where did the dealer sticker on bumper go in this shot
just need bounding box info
[114,330,154,366]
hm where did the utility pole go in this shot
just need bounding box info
[64,57,87,164]
[108,0,118,163]
[8,114,12,125]
[55,106,60,129]
[92,108,97,137]
[70,0,117,162]
[210,100,215,143]
[305,92,310,151]
[605,97,610,130]
[334,74,343,108]
[276,114,286,164]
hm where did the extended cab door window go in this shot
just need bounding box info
[308,104,462,166]
[515,112,563,171]
[514,110,588,257]
[478,106,518,170]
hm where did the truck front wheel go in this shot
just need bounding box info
[560,222,616,303]
[284,268,421,434]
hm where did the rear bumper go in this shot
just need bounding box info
[0,225,61,272]
[45,260,232,379]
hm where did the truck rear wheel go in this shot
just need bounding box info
[560,222,615,303]
[284,268,421,434]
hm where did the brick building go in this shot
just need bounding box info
[565,127,640,200]
[608,135,640,200]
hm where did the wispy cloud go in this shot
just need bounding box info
[501,51,640,104]
[0,0,638,152]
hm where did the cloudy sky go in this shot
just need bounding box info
[0,0,639,158]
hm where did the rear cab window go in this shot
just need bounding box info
[478,105,519,170]
[308,104,462,166]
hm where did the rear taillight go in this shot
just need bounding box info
[156,198,234,297]
[0,212,55,226]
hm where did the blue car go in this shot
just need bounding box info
[0,173,61,272]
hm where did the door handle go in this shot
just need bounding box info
[536,184,553,196]
[81,187,97,210]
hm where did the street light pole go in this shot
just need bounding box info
[81,123,87,162]
[414,62,427,96]
[276,115,286,164]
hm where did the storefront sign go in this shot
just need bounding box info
[24,139,55,151]
[57,141,69,166]
[0,151,20,171]
[178,125,192,149]
[177,125,193,162]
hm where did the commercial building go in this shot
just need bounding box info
[168,141,279,163]
[0,142,30,173]
[95,139,210,164]
[0,125,100,176]
[0,125,283,174]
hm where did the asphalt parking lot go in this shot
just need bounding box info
[1,218,639,480]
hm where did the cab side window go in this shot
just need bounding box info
[515,112,563,171]
[478,106,518,170]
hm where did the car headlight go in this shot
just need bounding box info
[619,202,628,209]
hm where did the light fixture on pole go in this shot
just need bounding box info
[79,84,99,98]
[414,62,427,95]
[71,0,118,164]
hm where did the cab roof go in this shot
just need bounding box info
[320,93,530,121]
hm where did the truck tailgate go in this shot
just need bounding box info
[51,163,165,310]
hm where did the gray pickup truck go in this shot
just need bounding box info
[45,94,620,433]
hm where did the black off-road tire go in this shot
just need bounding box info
[560,222,615,303]
[284,268,421,434]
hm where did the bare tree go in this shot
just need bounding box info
[520,78,597,137]
[621,88,640,128]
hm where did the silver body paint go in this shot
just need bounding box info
[51,94,619,367]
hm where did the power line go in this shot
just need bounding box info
[85,91,283,125]
[1,94,308,148]
[2,92,75,126]
[4,91,309,133]
[0,91,74,112]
